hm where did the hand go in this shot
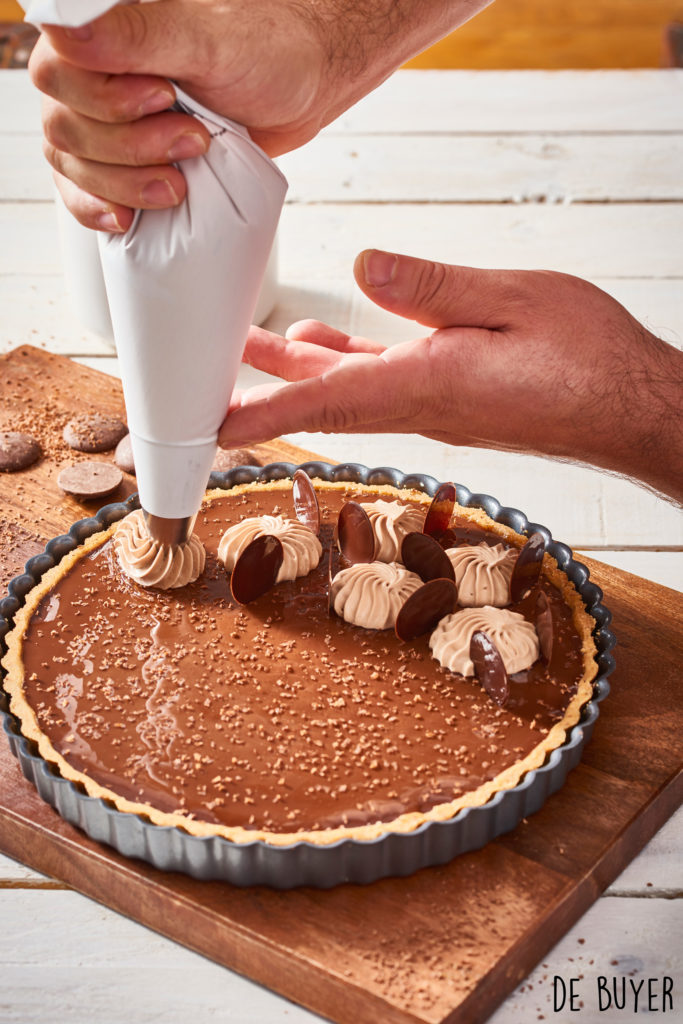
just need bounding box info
[219,250,683,505]
[29,0,489,231]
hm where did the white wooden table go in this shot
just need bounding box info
[1,68,681,1024]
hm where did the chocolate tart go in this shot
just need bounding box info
[0,462,615,887]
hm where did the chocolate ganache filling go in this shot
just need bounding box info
[18,483,590,838]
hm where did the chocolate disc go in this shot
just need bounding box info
[423,482,456,538]
[114,433,135,475]
[469,631,509,707]
[0,431,41,472]
[395,578,458,642]
[212,447,263,472]
[292,469,320,535]
[230,534,284,605]
[401,531,455,583]
[337,501,375,563]
[535,591,554,665]
[509,531,546,603]
[57,461,123,499]
[63,413,128,453]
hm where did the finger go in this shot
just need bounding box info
[286,319,386,355]
[43,140,186,210]
[40,2,220,79]
[42,97,209,167]
[29,33,176,122]
[243,326,352,380]
[354,249,530,331]
[53,170,133,232]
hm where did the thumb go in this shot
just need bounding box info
[354,250,521,331]
[41,1,209,78]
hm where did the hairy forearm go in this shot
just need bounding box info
[304,0,493,126]
[588,331,683,506]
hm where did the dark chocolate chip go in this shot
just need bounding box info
[509,531,546,603]
[212,447,263,472]
[114,433,135,475]
[535,591,554,665]
[395,578,458,642]
[401,531,455,583]
[230,534,284,605]
[423,482,456,538]
[63,414,128,453]
[337,501,375,563]
[470,631,509,706]
[57,460,123,499]
[292,469,320,535]
[0,431,41,472]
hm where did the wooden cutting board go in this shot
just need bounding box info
[1,346,681,1024]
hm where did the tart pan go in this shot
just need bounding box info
[0,462,616,888]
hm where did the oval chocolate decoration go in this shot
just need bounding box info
[401,531,455,583]
[337,501,375,564]
[292,469,320,535]
[230,534,284,605]
[423,482,456,538]
[535,591,554,665]
[509,531,546,603]
[395,578,458,642]
[469,630,509,707]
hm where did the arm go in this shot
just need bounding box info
[29,0,492,230]
[219,250,683,506]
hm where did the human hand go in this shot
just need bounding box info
[219,250,683,504]
[29,0,490,231]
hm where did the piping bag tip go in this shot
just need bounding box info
[143,511,197,546]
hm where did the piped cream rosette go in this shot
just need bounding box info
[114,508,206,589]
[430,606,540,677]
[218,514,322,582]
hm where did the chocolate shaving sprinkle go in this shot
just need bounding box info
[509,531,546,603]
[337,501,375,564]
[395,578,458,642]
[535,591,554,665]
[470,631,510,707]
[292,469,320,536]
[401,531,455,583]
[423,482,456,538]
[230,534,284,605]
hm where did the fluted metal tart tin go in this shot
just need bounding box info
[0,462,616,888]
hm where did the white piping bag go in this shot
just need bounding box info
[20,2,288,544]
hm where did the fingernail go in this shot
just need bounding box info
[141,178,179,206]
[139,89,175,116]
[63,24,93,41]
[362,250,397,288]
[167,132,207,162]
[96,210,125,232]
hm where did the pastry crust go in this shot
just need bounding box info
[2,479,597,847]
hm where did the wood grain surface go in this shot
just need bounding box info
[0,347,681,1024]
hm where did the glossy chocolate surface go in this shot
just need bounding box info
[21,485,587,835]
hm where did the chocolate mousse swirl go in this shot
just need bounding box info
[114,509,206,589]
[362,499,424,561]
[445,543,518,607]
[430,606,539,676]
[331,561,422,629]
[218,514,322,581]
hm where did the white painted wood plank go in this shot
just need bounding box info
[333,70,683,135]
[585,552,683,593]
[0,891,320,1023]
[279,133,683,204]
[0,276,115,355]
[3,201,683,279]
[3,70,683,136]
[606,807,683,896]
[488,898,682,1024]
[8,131,683,204]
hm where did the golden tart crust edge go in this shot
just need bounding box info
[2,479,598,847]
